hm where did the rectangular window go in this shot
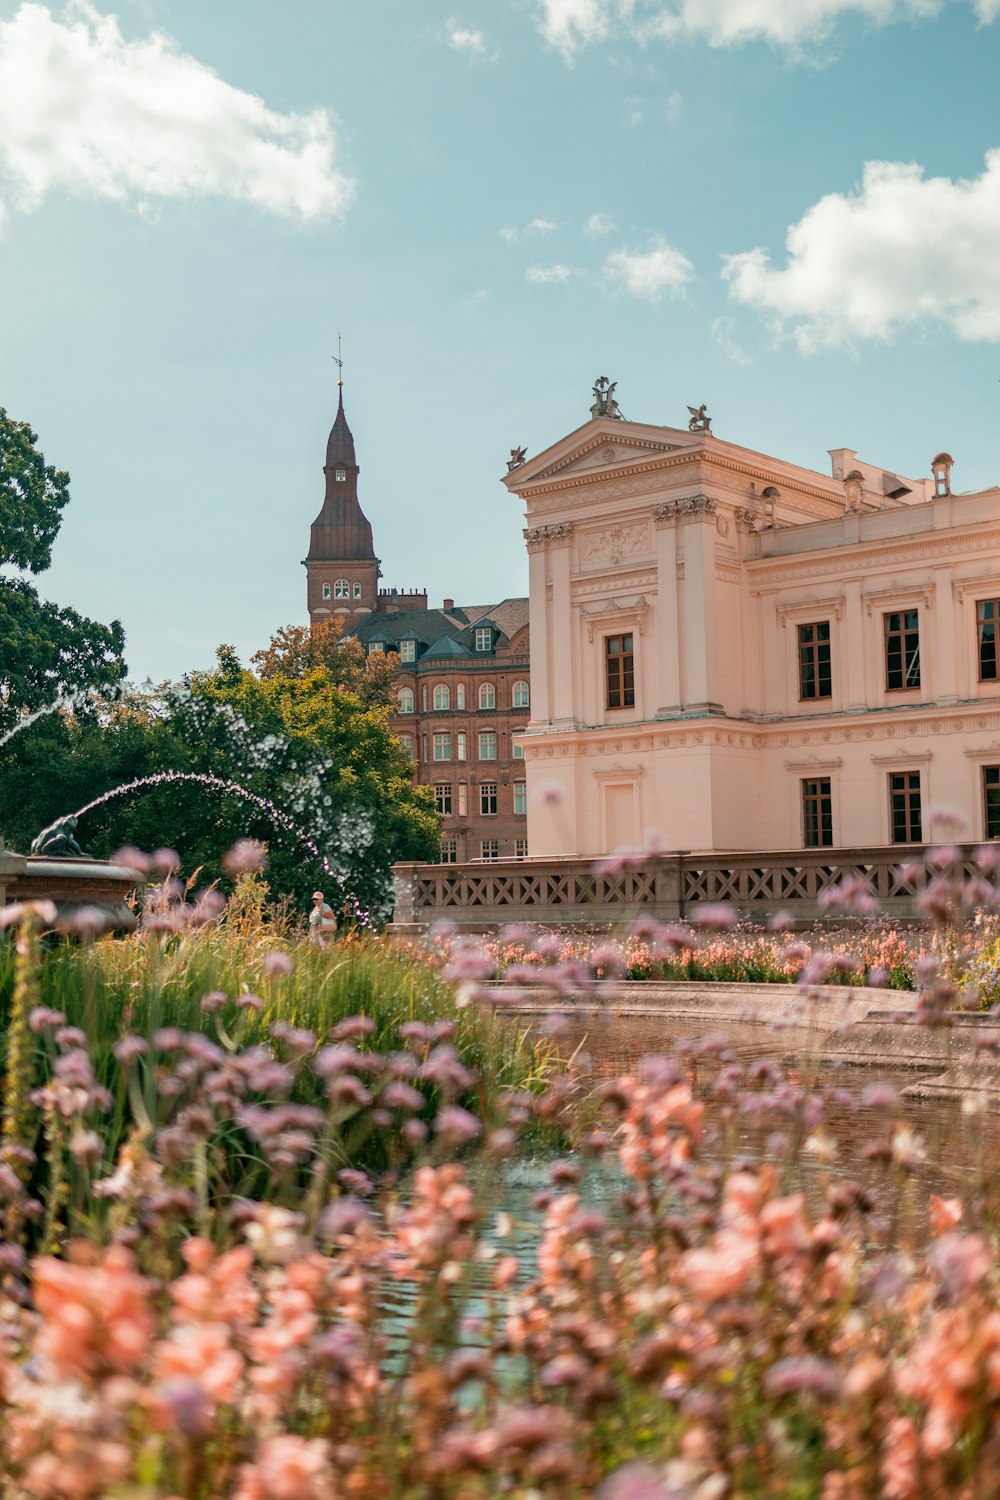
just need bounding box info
[440,837,457,864]
[480,839,499,861]
[884,610,920,690]
[512,733,525,760]
[889,771,922,843]
[432,733,451,762]
[457,783,467,817]
[515,838,528,858]
[979,600,1000,682]
[480,782,498,816]
[798,622,832,700]
[433,783,451,816]
[478,730,498,761]
[456,683,466,709]
[399,639,416,664]
[367,640,385,656]
[984,766,1000,839]
[513,780,527,816]
[456,732,467,762]
[606,633,635,709]
[475,627,492,652]
[802,778,832,847]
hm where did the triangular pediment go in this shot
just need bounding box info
[504,418,692,491]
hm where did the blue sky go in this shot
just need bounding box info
[1,0,998,682]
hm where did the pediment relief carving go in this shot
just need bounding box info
[581,520,651,567]
[530,437,683,484]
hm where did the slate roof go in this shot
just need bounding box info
[346,598,529,660]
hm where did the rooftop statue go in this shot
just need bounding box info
[590,376,622,420]
[30,814,88,858]
[687,404,712,434]
[507,446,527,473]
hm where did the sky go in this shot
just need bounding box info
[1,0,999,684]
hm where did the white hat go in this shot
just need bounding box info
[312,891,324,901]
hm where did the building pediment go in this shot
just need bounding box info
[505,419,690,492]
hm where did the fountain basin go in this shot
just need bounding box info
[4,853,139,929]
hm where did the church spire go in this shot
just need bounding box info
[307,368,376,564]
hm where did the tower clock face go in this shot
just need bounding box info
[335,467,347,482]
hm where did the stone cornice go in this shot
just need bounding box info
[652,494,718,524]
[748,524,1000,585]
[521,703,1000,758]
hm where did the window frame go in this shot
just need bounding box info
[801,777,833,848]
[440,837,458,864]
[478,729,498,761]
[480,839,499,862]
[397,687,414,715]
[978,599,1000,683]
[884,609,921,692]
[480,782,498,817]
[399,639,417,664]
[334,579,350,600]
[888,769,922,843]
[984,766,1000,840]
[321,582,331,600]
[797,621,832,702]
[513,780,527,817]
[433,783,452,816]
[432,683,451,712]
[478,682,496,710]
[474,627,493,653]
[432,732,452,762]
[605,633,635,710]
[512,680,530,709]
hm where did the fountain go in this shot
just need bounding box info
[1,768,350,928]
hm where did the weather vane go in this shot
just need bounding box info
[332,333,343,387]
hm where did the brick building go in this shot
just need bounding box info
[304,383,530,861]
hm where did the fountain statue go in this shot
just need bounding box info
[30,814,88,858]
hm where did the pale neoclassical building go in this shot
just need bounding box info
[504,382,1000,857]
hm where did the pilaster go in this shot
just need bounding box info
[652,503,681,717]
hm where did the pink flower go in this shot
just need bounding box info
[680,1228,759,1302]
[236,1435,331,1500]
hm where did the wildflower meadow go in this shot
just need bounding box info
[3,842,1000,1496]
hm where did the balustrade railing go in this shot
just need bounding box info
[390,847,952,930]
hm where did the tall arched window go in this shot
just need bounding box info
[398,687,414,715]
[512,680,530,709]
[433,684,451,711]
[479,682,496,710]
[321,583,331,600]
[334,579,350,599]
[456,683,466,709]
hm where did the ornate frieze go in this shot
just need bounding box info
[579,595,650,641]
[735,507,758,533]
[582,520,651,567]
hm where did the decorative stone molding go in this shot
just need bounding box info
[784,756,844,771]
[524,522,573,552]
[592,762,644,780]
[954,573,1000,604]
[863,581,935,616]
[774,595,846,628]
[870,750,934,766]
[579,595,650,642]
[572,569,656,598]
[652,495,718,525]
[583,521,651,567]
[735,507,758,533]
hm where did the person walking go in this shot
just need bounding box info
[308,890,337,948]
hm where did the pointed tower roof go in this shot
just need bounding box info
[307,384,377,563]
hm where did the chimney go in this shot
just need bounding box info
[442,598,454,612]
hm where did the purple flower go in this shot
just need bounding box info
[262,950,294,978]
[113,1035,149,1065]
[764,1356,842,1399]
[434,1105,481,1144]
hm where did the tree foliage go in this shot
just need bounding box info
[0,407,126,731]
[251,618,398,708]
[0,646,438,921]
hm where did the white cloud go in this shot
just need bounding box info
[664,88,683,123]
[444,21,495,61]
[584,210,617,237]
[605,236,693,297]
[711,315,752,364]
[0,2,352,222]
[536,0,996,56]
[501,217,557,241]
[536,0,616,59]
[526,263,574,283]
[723,151,1000,348]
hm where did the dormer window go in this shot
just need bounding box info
[367,640,385,655]
[335,467,347,482]
[475,627,493,653]
[399,639,417,664]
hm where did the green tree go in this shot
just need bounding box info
[0,407,126,733]
[251,618,398,709]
